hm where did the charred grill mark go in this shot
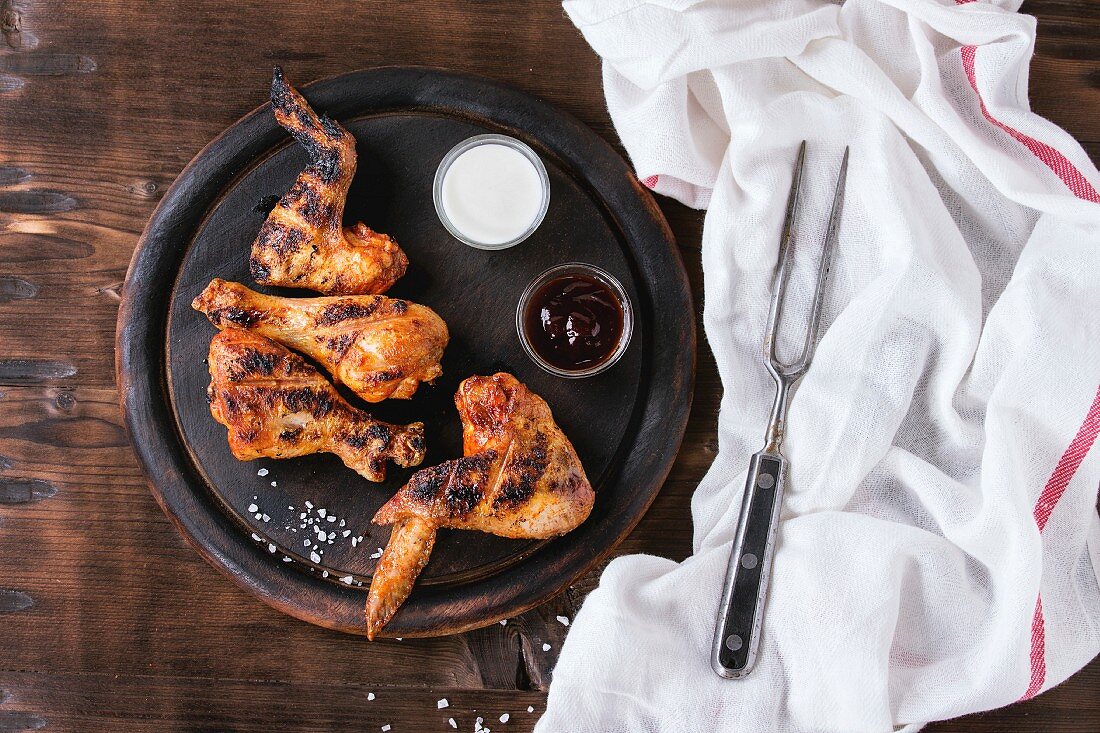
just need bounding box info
[315,299,380,326]
[319,114,344,139]
[494,433,549,509]
[230,348,278,380]
[324,333,356,359]
[343,422,392,451]
[257,221,307,256]
[408,464,450,505]
[443,452,497,517]
[249,258,271,283]
[221,392,240,415]
[366,368,403,384]
[392,300,408,314]
[211,306,262,329]
[279,387,334,419]
[279,428,302,443]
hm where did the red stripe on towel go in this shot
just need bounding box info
[954,8,1100,697]
[958,43,1100,203]
[1033,386,1100,532]
[1021,597,1046,700]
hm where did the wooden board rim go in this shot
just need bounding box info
[115,65,696,637]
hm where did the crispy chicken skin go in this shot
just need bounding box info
[206,328,426,482]
[249,67,408,295]
[193,279,448,403]
[365,373,594,638]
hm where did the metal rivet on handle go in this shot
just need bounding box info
[741,553,758,569]
[725,634,743,651]
[756,473,775,489]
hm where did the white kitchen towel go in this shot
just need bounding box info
[538,1,1100,731]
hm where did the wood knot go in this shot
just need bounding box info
[0,589,32,614]
[0,277,37,303]
[127,179,159,199]
[0,477,57,504]
[53,390,76,412]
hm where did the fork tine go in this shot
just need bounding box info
[797,145,848,369]
[764,141,807,364]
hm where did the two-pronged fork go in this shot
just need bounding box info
[712,141,849,678]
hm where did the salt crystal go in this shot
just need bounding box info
[317,508,327,518]
[288,505,294,510]
[341,575,353,584]
[254,513,262,520]
[499,714,509,723]
[395,637,402,641]
[270,481,277,487]
[367,692,375,701]
[448,719,457,729]
[304,539,310,547]
[322,571,329,578]
[339,519,346,527]
[527,706,534,713]
[351,538,358,548]
[317,531,328,542]
[305,501,313,509]
[437,698,449,709]
[499,620,507,626]
[556,615,569,626]
[262,514,270,522]
[310,551,321,563]
[369,549,383,559]
[251,533,262,541]
[257,468,269,477]
[342,530,351,538]
[247,503,258,513]
[327,515,336,523]
[267,543,276,553]
[282,556,292,562]
[381,726,390,732]
[542,643,551,651]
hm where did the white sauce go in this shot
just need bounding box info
[441,143,544,246]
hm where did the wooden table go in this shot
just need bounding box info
[0,2,1096,731]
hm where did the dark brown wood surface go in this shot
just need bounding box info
[0,1,1096,731]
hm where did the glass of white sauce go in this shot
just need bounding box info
[433,134,550,250]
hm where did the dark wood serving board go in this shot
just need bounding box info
[116,67,694,637]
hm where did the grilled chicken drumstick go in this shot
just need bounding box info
[249,67,408,295]
[365,373,594,638]
[193,279,448,403]
[206,328,426,482]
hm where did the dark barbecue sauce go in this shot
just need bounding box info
[524,273,624,371]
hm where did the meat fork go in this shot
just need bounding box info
[711,141,849,678]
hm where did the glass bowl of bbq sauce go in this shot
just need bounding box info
[516,262,633,378]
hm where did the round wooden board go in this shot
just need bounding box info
[116,67,695,637]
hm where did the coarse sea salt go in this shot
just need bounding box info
[448,719,457,729]
[499,713,509,723]
[257,468,269,477]
[527,706,534,713]
[542,643,551,652]
[381,725,390,732]
[318,508,327,518]
[270,481,277,487]
[368,692,375,701]
[251,533,262,542]
[247,503,258,513]
[341,575,353,584]
[310,551,321,563]
[499,619,507,626]
[556,615,569,626]
[437,698,449,709]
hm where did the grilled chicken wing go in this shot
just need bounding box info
[365,373,594,638]
[193,279,448,403]
[206,328,426,482]
[249,67,408,295]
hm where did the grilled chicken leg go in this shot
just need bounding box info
[249,67,408,295]
[193,279,448,403]
[206,328,425,482]
[365,373,594,638]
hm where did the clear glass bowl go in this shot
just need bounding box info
[433,133,550,251]
[516,262,634,379]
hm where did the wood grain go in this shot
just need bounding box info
[0,0,1096,731]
